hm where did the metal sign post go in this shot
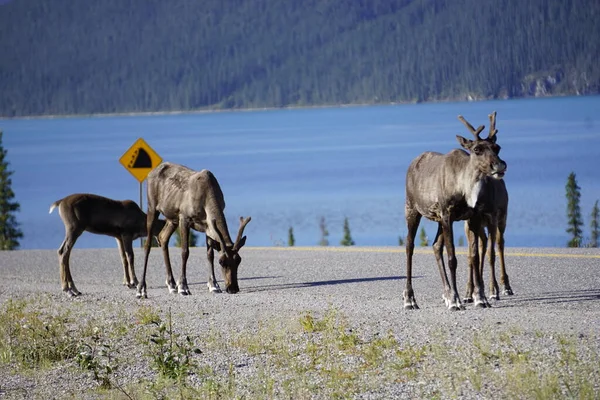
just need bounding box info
[119,138,163,247]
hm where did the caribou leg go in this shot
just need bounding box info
[497,215,513,296]
[137,209,160,298]
[206,237,222,293]
[432,223,454,306]
[465,217,490,308]
[478,225,488,294]
[464,223,488,302]
[403,206,421,310]
[177,219,192,295]
[116,237,131,287]
[441,217,464,310]
[58,228,83,297]
[158,220,178,293]
[463,221,474,302]
[118,235,138,288]
[486,223,501,300]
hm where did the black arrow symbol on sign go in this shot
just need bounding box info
[128,148,152,168]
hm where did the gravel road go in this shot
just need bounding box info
[1,246,599,399]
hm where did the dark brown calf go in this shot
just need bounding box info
[50,193,165,296]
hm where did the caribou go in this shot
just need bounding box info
[136,162,251,298]
[464,112,513,302]
[403,111,507,310]
[49,193,166,296]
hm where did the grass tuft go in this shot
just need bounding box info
[0,299,79,369]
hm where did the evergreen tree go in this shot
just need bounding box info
[565,172,583,248]
[2,0,599,117]
[419,227,428,247]
[0,131,23,250]
[398,235,404,246]
[288,227,295,247]
[175,228,198,247]
[590,200,599,248]
[318,216,329,246]
[340,217,355,246]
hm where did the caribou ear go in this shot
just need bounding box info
[235,236,247,250]
[207,236,221,251]
[456,135,473,150]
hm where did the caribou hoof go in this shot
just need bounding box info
[136,284,147,299]
[463,297,474,303]
[124,277,139,288]
[403,299,419,310]
[64,288,81,297]
[444,294,464,311]
[207,282,222,293]
[503,288,514,296]
[403,290,419,310]
[475,299,492,308]
[447,301,465,311]
[177,281,191,295]
[403,296,420,310]
[166,280,177,294]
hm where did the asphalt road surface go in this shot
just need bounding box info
[1,246,599,329]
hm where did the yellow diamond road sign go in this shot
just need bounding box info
[119,138,162,182]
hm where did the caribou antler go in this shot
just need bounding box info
[458,115,485,140]
[487,111,498,139]
[234,216,251,250]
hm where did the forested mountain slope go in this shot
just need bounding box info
[1,0,598,117]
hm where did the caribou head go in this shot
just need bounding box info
[209,216,251,294]
[457,111,507,179]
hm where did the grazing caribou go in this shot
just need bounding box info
[136,162,251,298]
[49,193,166,296]
[403,111,507,310]
[464,112,513,302]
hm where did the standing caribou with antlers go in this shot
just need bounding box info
[403,112,507,310]
[464,112,513,302]
[136,162,251,298]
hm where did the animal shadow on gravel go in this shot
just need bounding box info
[160,275,280,290]
[496,289,600,307]
[244,275,412,293]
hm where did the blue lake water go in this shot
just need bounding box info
[2,96,600,249]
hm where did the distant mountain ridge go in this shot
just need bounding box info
[1,0,598,117]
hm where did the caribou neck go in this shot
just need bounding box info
[210,211,234,248]
[458,157,487,209]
